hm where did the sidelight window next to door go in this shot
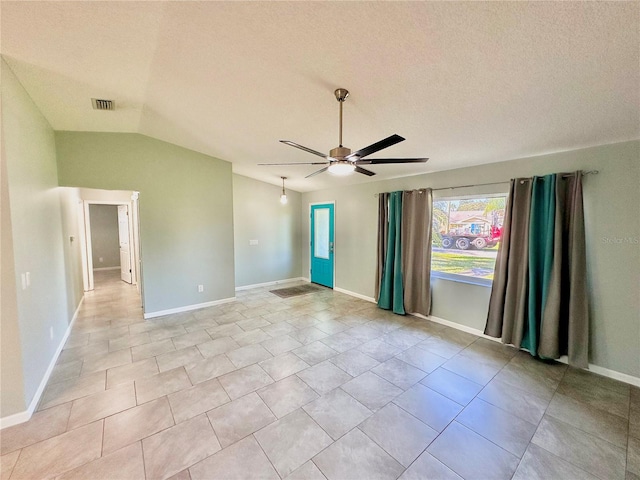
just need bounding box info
[310,204,334,288]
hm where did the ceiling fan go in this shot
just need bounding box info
[259,88,429,178]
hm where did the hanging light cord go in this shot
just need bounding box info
[280,177,288,204]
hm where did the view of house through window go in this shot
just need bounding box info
[431,195,508,282]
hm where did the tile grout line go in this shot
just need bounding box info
[140,439,148,480]
[204,406,224,452]
[100,418,105,458]
[519,364,617,479]
[295,407,351,478]
[6,447,24,480]
[251,432,284,480]
[626,387,632,475]
[541,412,629,449]
[416,346,531,478]
[8,277,629,480]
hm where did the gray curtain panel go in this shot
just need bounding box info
[485,179,532,346]
[538,174,589,367]
[375,189,433,316]
[485,172,589,368]
[401,189,433,316]
[375,193,389,301]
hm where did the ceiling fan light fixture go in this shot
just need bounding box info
[328,162,355,176]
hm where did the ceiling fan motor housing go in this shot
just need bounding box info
[329,146,352,160]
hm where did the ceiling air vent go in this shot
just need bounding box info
[91,98,114,111]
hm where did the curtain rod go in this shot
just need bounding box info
[374,170,599,197]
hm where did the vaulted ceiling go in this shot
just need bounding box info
[2,2,638,192]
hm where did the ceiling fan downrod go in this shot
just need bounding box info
[335,88,349,148]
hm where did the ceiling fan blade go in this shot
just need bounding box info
[305,166,329,178]
[355,158,429,165]
[280,140,328,159]
[355,166,376,176]
[258,162,329,166]
[346,134,405,159]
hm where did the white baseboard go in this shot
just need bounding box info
[333,287,376,303]
[144,297,236,319]
[93,266,120,271]
[0,404,32,429]
[555,357,640,387]
[0,295,84,429]
[413,313,640,388]
[417,313,491,339]
[235,277,305,292]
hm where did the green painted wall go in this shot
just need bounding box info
[1,60,78,416]
[233,174,302,287]
[1,120,26,417]
[302,141,640,377]
[55,132,235,314]
[59,187,84,326]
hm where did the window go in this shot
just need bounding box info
[431,195,507,286]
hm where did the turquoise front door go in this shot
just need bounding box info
[310,204,334,288]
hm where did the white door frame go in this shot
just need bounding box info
[131,191,143,301]
[308,201,336,289]
[80,198,140,291]
[77,200,91,292]
[117,204,133,284]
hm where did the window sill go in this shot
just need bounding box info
[430,271,493,288]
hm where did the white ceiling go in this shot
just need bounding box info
[2,1,638,192]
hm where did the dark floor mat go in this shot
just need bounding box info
[269,284,324,298]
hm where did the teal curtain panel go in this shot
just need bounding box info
[485,171,589,367]
[376,189,433,316]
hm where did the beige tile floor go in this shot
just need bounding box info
[1,269,638,480]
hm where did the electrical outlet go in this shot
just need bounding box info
[198,285,204,293]
[99,257,104,263]
[49,327,54,340]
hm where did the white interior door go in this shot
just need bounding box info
[118,205,132,284]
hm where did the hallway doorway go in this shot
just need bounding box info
[78,188,143,309]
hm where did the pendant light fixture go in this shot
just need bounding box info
[280,176,288,204]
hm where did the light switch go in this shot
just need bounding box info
[249,239,259,246]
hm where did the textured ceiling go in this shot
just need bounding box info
[2,1,638,192]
